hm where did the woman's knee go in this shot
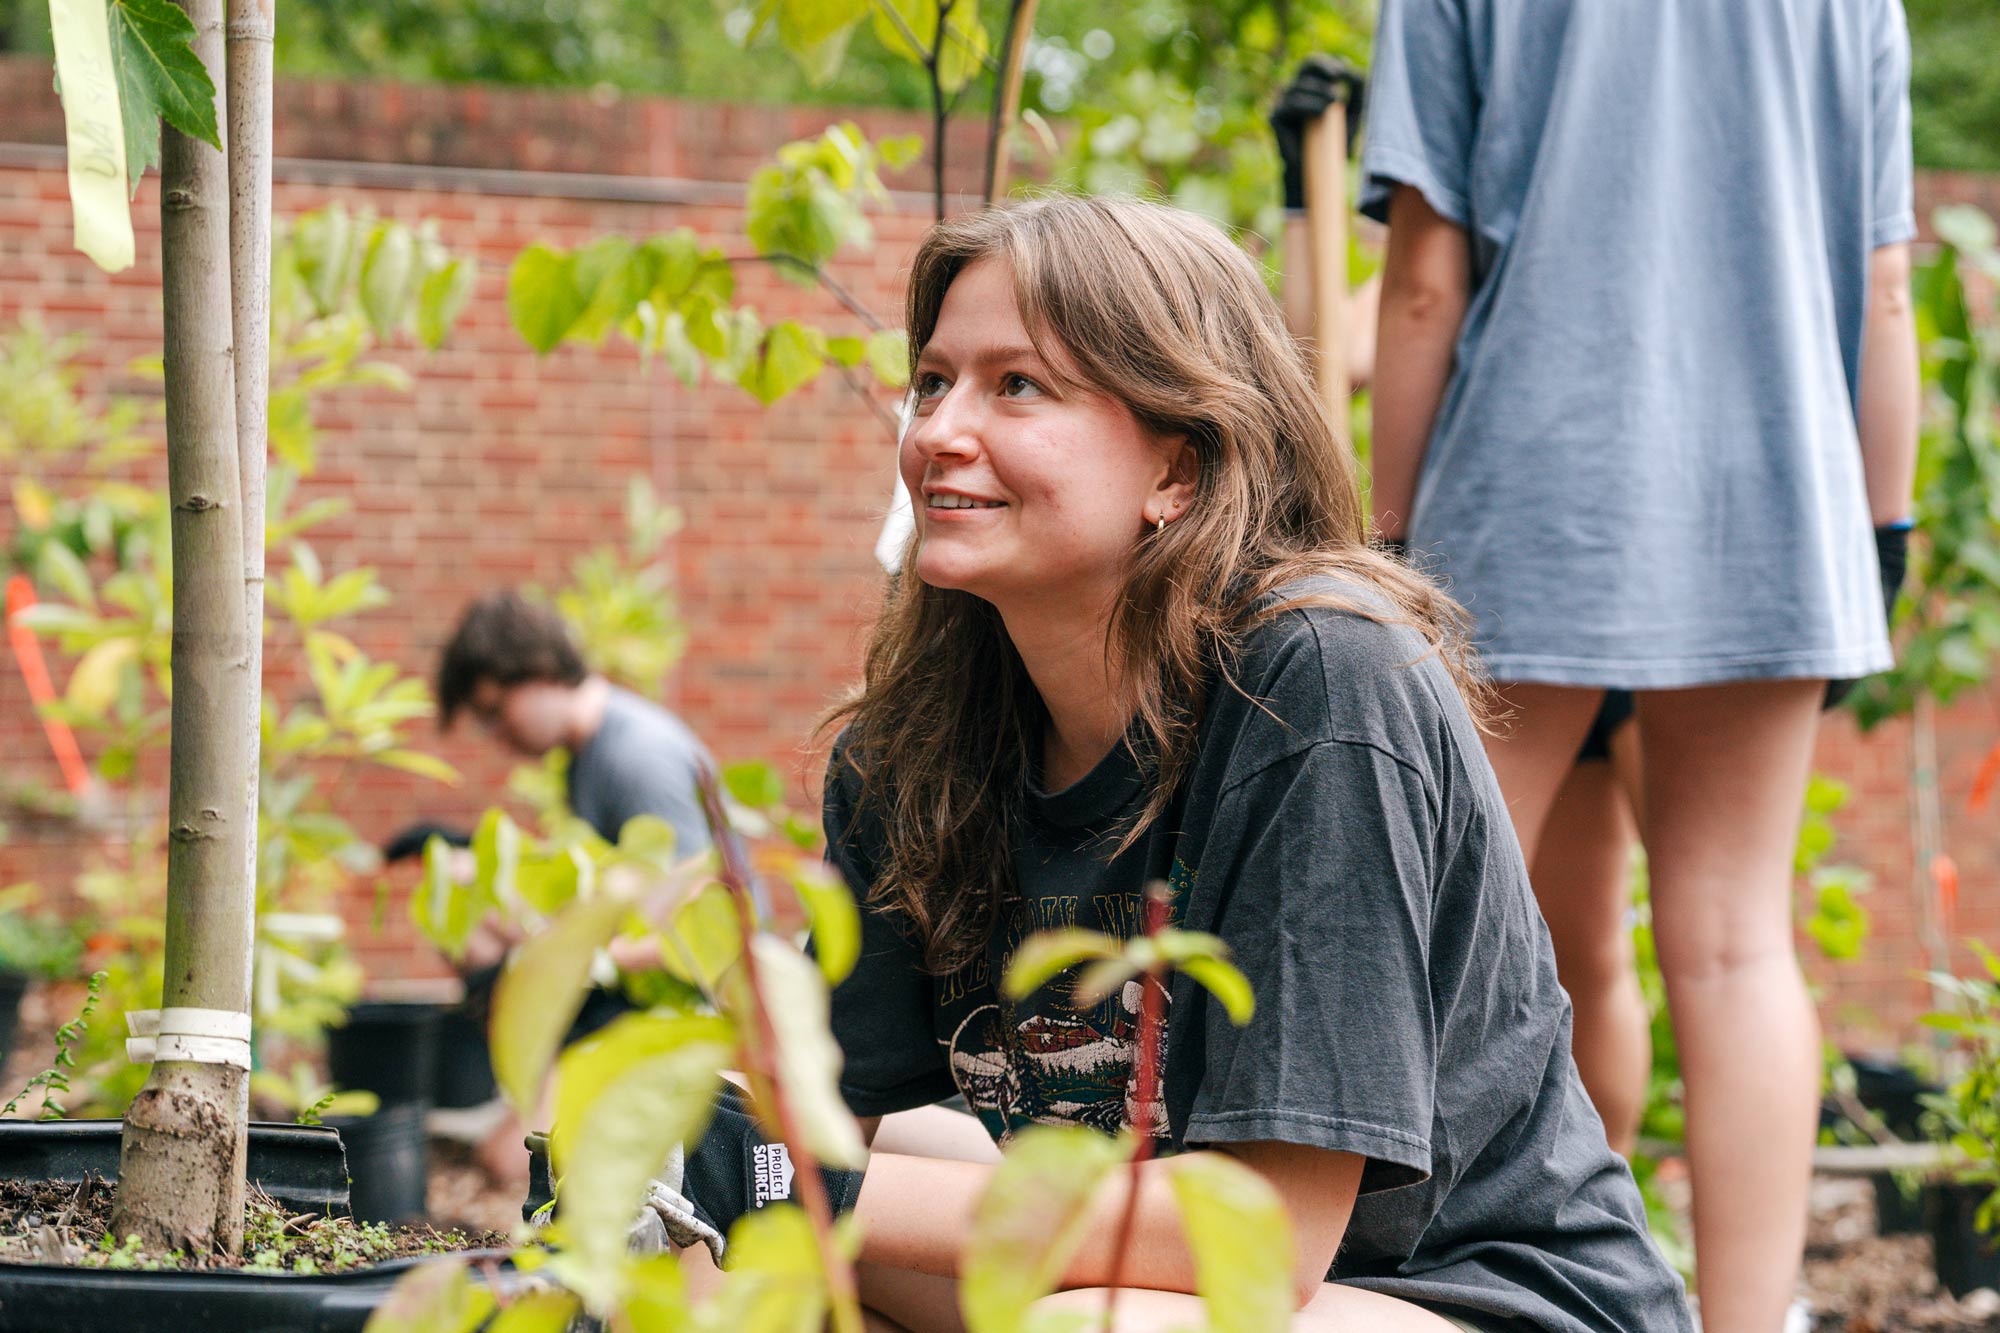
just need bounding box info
[1651,918,1802,989]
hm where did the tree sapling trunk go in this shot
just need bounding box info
[109,0,256,1257]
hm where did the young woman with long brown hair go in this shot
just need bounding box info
[686,195,1691,1332]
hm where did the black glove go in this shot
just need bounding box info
[678,1086,866,1248]
[1270,56,1366,211]
[380,821,471,865]
[1824,523,1912,710]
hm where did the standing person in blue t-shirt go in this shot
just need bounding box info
[1362,3,1920,1328]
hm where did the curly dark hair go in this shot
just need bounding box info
[436,591,587,727]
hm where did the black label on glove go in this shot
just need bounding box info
[751,1141,795,1206]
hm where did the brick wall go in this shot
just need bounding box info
[1,58,1994,1043]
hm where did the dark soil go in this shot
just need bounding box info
[0,1175,507,1274]
[1802,1177,2000,1332]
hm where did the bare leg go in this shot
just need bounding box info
[1635,681,1822,1333]
[1530,759,1649,1156]
[1479,683,1605,862]
[1035,1280,1461,1332]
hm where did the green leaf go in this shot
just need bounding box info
[865,328,909,387]
[553,1023,734,1306]
[621,1253,692,1331]
[1070,958,1142,1010]
[1003,929,1125,999]
[473,808,522,912]
[417,258,475,350]
[791,860,860,985]
[293,205,356,317]
[723,760,787,810]
[736,320,828,404]
[702,1204,833,1333]
[1180,956,1256,1025]
[871,0,988,93]
[961,1125,1132,1333]
[412,834,486,960]
[550,1011,736,1176]
[508,243,588,354]
[728,937,867,1168]
[878,135,923,171]
[65,638,138,717]
[569,235,648,344]
[34,541,98,611]
[662,883,743,992]
[485,1289,581,1333]
[107,0,219,195]
[1167,1153,1296,1333]
[10,603,100,638]
[371,748,459,785]
[360,223,417,339]
[1936,204,1999,255]
[767,0,870,86]
[490,885,636,1123]
[611,814,682,873]
[361,1257,495,1333]
[514,846,588,916]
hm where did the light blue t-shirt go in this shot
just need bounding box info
[1362,0,1914,687]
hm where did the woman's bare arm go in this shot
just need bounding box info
[1369,186,1472,541]
[1857,241,1919,524]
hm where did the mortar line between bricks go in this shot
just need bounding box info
[0,141,981,213]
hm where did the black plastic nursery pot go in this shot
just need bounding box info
[1926,1180,2000,1299]
[0,1118,521,1332]
[523,1131,555,1222]
[0,1245,517,1333]
[0,1119,350,1217]
[325,1001,445,1108]
[324,1103,429,1225]
[1847,1056,1939,1140]
[0,970,28,1073]
[1871,1171,1927,1236]
[431,1006,498,1110]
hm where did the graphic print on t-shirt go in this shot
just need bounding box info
[933,860,1195,1144]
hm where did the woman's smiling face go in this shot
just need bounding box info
[901,256,1189,611]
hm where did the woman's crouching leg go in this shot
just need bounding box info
[1031,1283,1471,1332]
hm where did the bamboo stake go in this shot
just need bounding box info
[984,0,1039,204]
[223,0,274,1199]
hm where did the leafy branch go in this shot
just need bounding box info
[2,970,108,1119]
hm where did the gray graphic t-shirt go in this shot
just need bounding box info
[1360,0,1913,688]
[824,584,1692,1332]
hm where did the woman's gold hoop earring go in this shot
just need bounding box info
[1156,516,1166,533]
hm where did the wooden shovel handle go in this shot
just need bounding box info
[1303,103,1351,419]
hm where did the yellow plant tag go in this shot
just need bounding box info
[49,0,135,273]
